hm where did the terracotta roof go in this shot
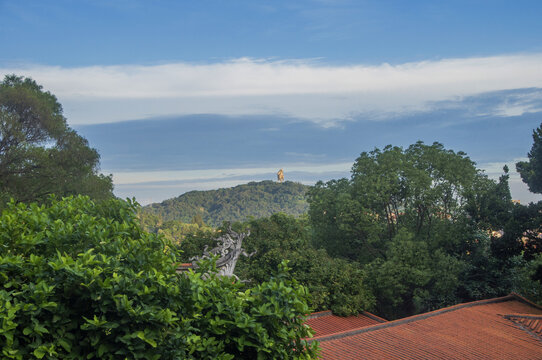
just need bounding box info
[305,311,386,338]
[314,294,542,359]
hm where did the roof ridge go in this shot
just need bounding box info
[310,294,529,343]
[508,292,542,310]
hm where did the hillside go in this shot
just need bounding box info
[142,181,310,226]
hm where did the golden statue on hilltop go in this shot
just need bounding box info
[277,169,284,183]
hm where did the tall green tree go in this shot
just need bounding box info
[509,124,542,277]
[307,142,526,318]
[516,122,542,193]
[308,142,497,262]
[0,75,113,205]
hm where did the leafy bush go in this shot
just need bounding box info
[185,260,318,359]
[0,196,318,359]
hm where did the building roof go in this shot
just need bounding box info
[305,311,386,338]
[314,294,542,360]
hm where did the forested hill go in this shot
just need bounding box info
[142,181,310,226]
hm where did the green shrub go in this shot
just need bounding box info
[0,196,318,359]
[185,260,318,359]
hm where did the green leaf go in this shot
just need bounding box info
[58,339,71,352]
[136,331,157,347]
[33,348,45,359]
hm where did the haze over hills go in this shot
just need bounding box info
[141,180,310,227]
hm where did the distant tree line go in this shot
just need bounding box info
[141,180,309,227]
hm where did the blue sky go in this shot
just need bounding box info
[2,0,542,204]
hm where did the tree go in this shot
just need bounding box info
[308,178,384,263]
[307,142,530,318]
[191,213,205,227]
[365,229,463,319]
[308,142,496,262]
[0,75,113,205]
[516,122,542,193]
[464,166,513,230]
[0,196,318,359]
[497,201,542,261]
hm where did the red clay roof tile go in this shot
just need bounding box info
[315,294,542,359]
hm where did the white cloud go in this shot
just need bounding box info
[2,53,542,125]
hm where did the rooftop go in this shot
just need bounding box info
[312,294,542,359]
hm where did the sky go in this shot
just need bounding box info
[1,0,542,204]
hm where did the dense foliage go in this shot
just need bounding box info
[0,196,318,359]
[309,142,505,262]
[308,141,540,319]
[179,214,375,316]
[0,75,113,206]
[142,181,309,226]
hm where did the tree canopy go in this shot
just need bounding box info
[0,75,113,205]
[235,214,375,316]
[305,141,540,319]
[308,142,512,262]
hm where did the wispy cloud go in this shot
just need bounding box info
[493,90,542,117]
[2,53,542,125]
[420,88,542,121]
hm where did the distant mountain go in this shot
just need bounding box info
[142,181,310,226]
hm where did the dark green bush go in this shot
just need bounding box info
[0,196,318,359]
